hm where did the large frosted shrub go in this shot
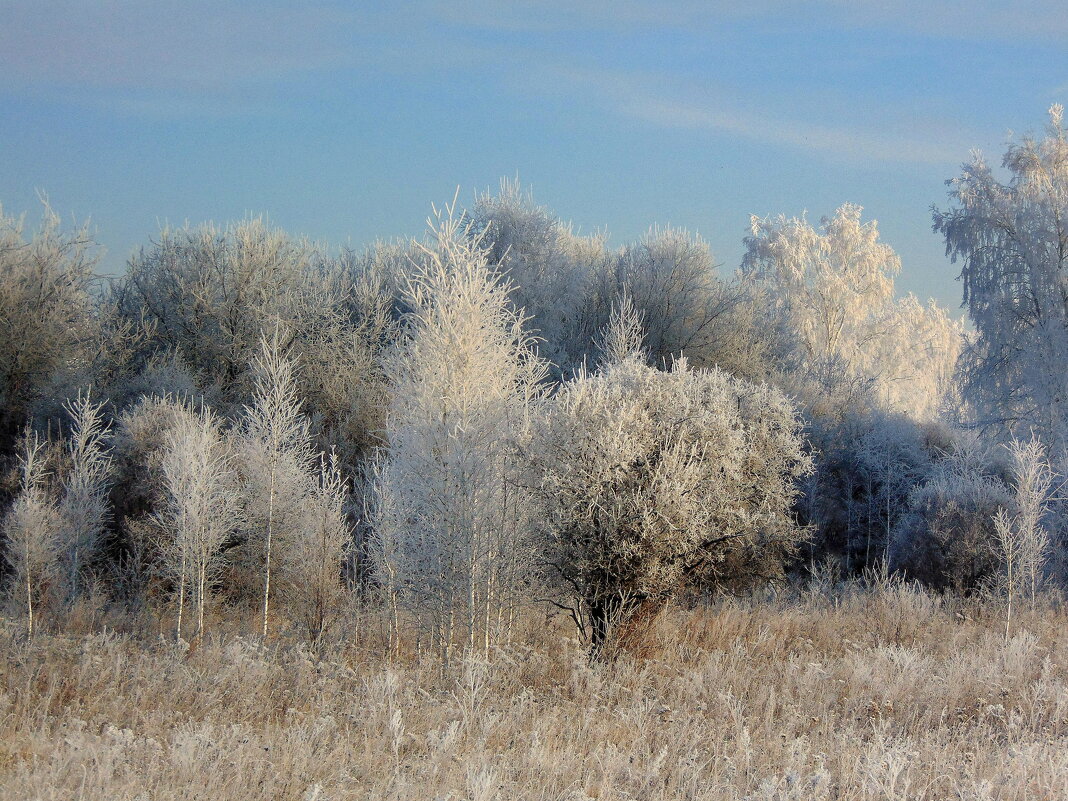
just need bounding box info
[115,219,389,465]
[532,309,811,652]
[891,448,1012,593]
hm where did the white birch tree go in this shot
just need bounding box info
[57,393,113,601]
[372,200,548,657]
[155,405,242,642]
[744,204,962,419]
[1,433,60,637]
[239,327,315,640]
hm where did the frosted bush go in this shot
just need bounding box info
[532,305,811,652]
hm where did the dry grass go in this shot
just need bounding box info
[2,586,1068,800]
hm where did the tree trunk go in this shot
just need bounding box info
[262,468,276,642]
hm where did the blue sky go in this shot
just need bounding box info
[2,1,1066,314]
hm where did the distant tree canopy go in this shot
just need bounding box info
[744,203,962,420]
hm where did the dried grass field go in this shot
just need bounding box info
[2,585,1067,800]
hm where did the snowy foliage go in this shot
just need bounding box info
[934,106,1068,453]
[116,219,389,464]
[285,450,353,640]
[473,179,608,372]
[744,204,961,418]
[609,227,772,379]
[0,203,97,448]
[531,311,811,649]
[372,203,548,655]
[474,182,774,381]
[1,433,60,635]
[238,328,316,638]
[237,329,352,639]
[8,132,1068,649]
[153,403,242,641]
[841,410,944,572]
[56,393,113,601]
[993,438,1055,620]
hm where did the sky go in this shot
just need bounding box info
[2,1,1066,316]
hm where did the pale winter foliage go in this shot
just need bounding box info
[532,302,811,650]
[0,202,97,448]
[57,393,113,602]
[474,181,773,381]
[609,226,772,379]
[373,203,547,655]
[1,433,60,636]
[109,394,205,596]
[115,218,389,465]
[153,404,242,641]
[994,437,1055,635]
[116,219,322,390]
[744,204,962,418]
[472,178,609,372]
[285,450,352,640]
[238,328,316,639]
[237,329,352,640]
[935,106,1068,453]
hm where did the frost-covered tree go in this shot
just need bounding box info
[238,328,315,640]
[843,413,942,572]
[744,204,961,419]
[110,394,203,601]
[993,438,1054,634]
[1,433,60,636]
[116,219,319,388]
[0,202,97,450]
[114,219,389,465]
[532,304,811,653]
[154,405,241,642]
[934,106,1068,453]
[472,179,610,372]
[56,393,113,601]
[285,451,352,641]
[372,202,548,656]
[473,182,772,381]
[608,227,772,380]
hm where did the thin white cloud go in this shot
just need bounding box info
[532,65,977,165]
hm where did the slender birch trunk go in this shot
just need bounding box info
[262,467,276,641]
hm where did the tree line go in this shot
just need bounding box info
[1,108,1066,654]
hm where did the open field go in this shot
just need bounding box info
[2,586,1067,800]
